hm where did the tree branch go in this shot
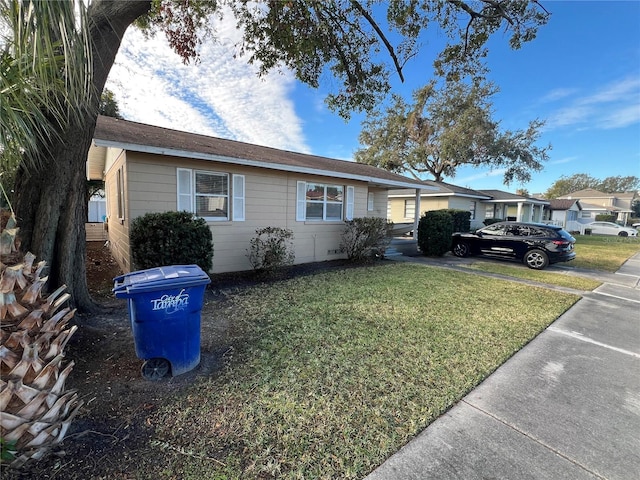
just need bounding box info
[350,0,405,82]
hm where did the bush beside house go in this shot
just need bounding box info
[340,217,393,261]
[130,211,214,272]
[418,209,471,256]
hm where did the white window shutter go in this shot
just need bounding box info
[232,174,245,221]
[346,186,355,220]
[367,192,374,211]
[296,181,306,221]
[177,168,193,212]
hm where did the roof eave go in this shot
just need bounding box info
[93,139,433,191]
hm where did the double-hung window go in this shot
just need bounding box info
[195,171,228,219]
[177,168,244,221]
[297,181,353,221]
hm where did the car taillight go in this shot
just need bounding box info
[552,240,570,246]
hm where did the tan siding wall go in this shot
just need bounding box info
[388,197,410,223]
[104,150,130,273]
[108,152,381,274]
[366,188,388,219]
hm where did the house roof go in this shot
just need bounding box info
[388,181,492,199]
[477,190,549,205]
[92,116,429,190]
[549,199,581,211]
[579,201,623,212]
[560,188,637,200]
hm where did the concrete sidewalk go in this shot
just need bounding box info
[367,253,640,480]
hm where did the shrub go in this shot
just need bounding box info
[130,211,213,271]
[340,217,393,261]
[483,217,503,226]
[247,227,295,272]
[417,210,454,256]
[595,214,616,223]
[444,209,471,232]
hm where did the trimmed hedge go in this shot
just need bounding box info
[595,214,617,223]
[130,211,213,272]
[418,209,471,256]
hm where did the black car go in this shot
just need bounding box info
[451,221,576,270]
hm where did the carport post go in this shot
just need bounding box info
[414,188,422,234]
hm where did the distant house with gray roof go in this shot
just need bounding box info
[558,188,638,225]
[388,183,549,230]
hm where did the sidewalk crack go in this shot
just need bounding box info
[461,400,607,479]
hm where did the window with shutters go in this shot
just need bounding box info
[177,168,244,222]
[297,181,347,221]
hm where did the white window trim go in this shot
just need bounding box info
[367,192,374,212]
[296,181,307,221]
[232,174,245,221]
[298,181,345,222]
[116,167,125,221]
[177,168,193,212]
[346,186,355,220]
[177,168,244,222]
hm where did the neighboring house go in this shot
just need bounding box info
[388,182,549,230]
[388,181,491,230]
[87,116,426,274]
[85,190,107,241]
[542,199,582,231]
[476,190,549,225]
[558,188,638,225]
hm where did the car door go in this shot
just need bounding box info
[476,223,514,258]
[590,222,611,235]
[589,222,604,234]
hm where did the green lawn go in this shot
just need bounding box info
[141,263,578,479]
[571,234,640,271]
[461,261,602,290]
[458,234,640,287]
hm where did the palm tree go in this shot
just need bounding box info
[0,0,92,467]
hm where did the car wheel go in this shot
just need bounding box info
[524,249,549,270]
[618,231,628,237]
[452,242,470,257]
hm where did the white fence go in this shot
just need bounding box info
[541,219,588,234]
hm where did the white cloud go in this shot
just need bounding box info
[539,88,578,103]
[544,77,640,131]
[548,156,577,166]
[456,168,506,185]
[105,13,310,154]
[597,104,640,130]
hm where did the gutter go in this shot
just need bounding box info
[93,139,435,191]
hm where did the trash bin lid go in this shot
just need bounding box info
[113,265,211,297]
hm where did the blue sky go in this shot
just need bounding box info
[106,1,640,195]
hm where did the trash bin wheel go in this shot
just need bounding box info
[141,358,171,380]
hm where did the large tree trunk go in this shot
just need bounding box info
[13,0,151,313]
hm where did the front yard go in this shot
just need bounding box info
[14,261,581,480]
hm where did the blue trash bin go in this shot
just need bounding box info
[113,265,211,380]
